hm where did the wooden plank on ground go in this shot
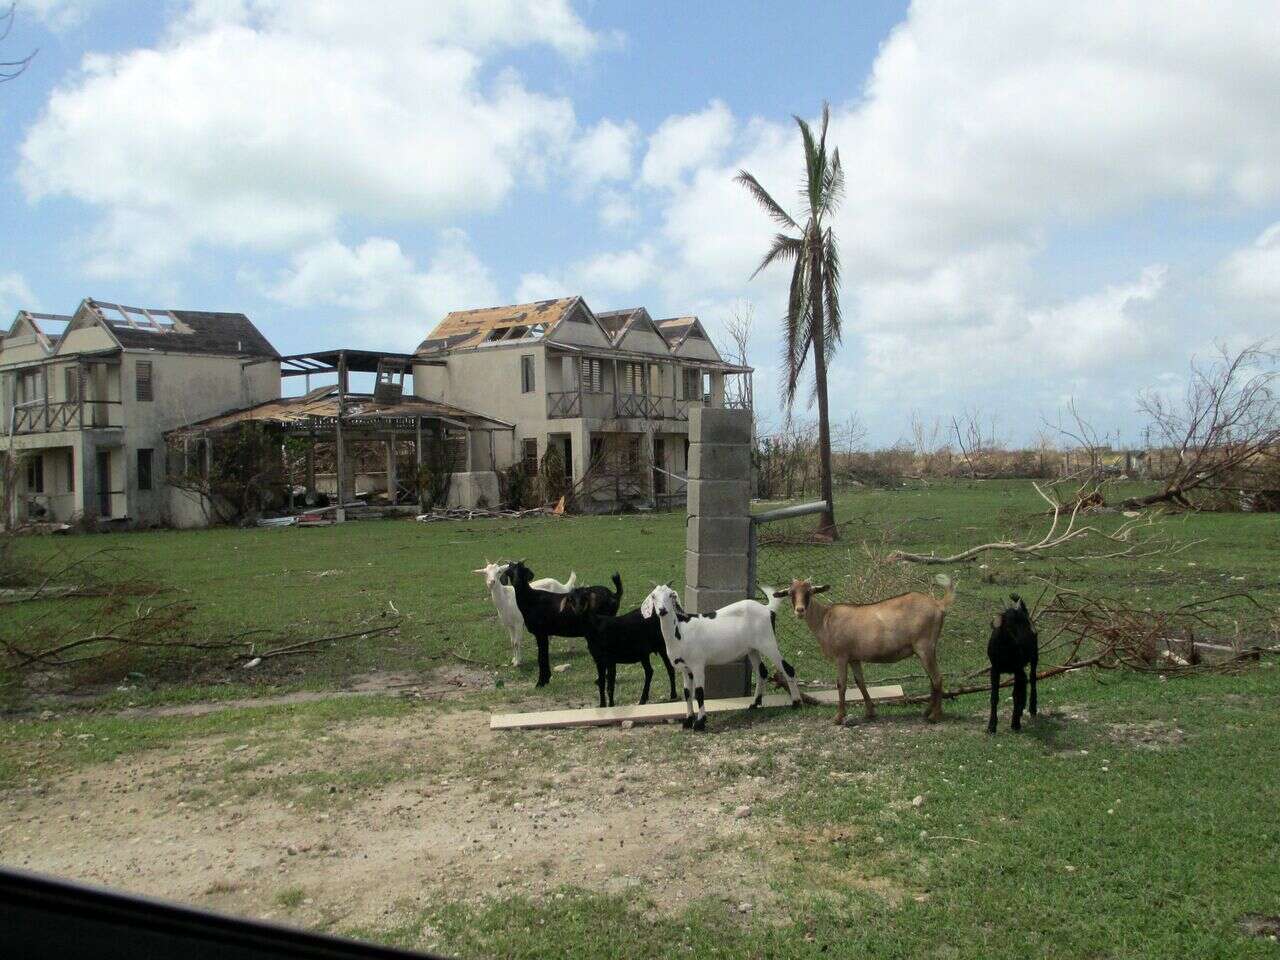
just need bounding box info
[490,684,904,731]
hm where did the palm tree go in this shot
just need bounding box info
[735,102,844,537]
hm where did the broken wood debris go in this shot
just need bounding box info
[415,506,557,522]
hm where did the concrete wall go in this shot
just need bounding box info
[684,406,754,697]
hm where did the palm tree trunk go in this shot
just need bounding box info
[810,243,838,539]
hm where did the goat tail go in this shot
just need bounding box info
[936,578,957,609]
[611,572,623,603]
[759,584,785,615]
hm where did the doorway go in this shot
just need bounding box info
[96,450,112,517]
[652,438,667,495]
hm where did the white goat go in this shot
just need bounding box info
[529,569,577,594]
[640,583,801,730]
[475,561,526,666]
[473,561,578,667]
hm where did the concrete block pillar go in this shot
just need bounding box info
[685,406,753,697]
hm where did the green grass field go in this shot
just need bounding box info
[2,481,1278,958]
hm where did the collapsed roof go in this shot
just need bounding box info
[83,299,280,359]
[415,297,581,354]
[166,385,512,438]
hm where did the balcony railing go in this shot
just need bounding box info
[546,390,738,421]
[8,400,122,434]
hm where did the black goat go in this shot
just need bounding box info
[569,603,678,708]
[502,561,623,687]
[987,594,1039,733]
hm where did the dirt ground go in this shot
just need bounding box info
[1,692,868,934]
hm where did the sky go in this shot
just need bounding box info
[2,0,1278,445]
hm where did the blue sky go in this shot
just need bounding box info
[3,1,1279,444]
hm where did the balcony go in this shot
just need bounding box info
[9,399,122,434]
[546,390,731,421]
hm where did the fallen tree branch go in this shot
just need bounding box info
[888,482,1179,564]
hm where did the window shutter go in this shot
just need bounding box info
[136,361,154,401]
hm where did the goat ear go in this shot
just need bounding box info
[1018,598,1028,613]
[641,596,655,619]
[812,584,830,594]
[772,590,789,598]
[992,615,1002,629]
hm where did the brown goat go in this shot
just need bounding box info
[777,578,955,725]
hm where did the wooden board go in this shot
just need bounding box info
[490,684,905,731]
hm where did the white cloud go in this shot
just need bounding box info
[640,99,734,190]
[1218,222,1280,303]
[0,273,37,321]
[636,1,1280,438]
[598,189,639,228]
[23,0,100,30]
[20,1,591,275]
[569,119,638,190]
[514,244,656,309]
[265,230,499,348]
[175,0,599,58]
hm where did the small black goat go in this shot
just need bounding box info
[987,594,1039,733]
[502,560,623,687]
[568,602,678,708]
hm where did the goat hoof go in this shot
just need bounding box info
[692,717,707,731]
[791,699,802,709]
[681,716,694,729]
[986,724,997,734]
[747,700,760,711]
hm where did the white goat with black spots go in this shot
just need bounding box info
[640,583,801,730]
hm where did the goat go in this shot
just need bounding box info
[987,594,1038,733]
[473,560,525,667]
[565,599,678,707]
[529,569,578,594]
[640,583,801,731]
[779,578,954,725]
[472,561,578,667]
[503,560,623,687]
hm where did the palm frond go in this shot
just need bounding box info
[823,227,842,348]
[749,234,804,280]
[820,148,845,221]
[782,256,813,405]
[734,170,799,231]
[794,114,824,218]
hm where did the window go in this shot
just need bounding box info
[446,434,468,472]
[17,369,45,405]
[136,360,154,401]
[137,449,154,491]
[26,455,44,493]
[65,367,81,403]
[590,436,604,465]
[626,436,641,472]
[682,367,702,400]
[622,363,644,394]
[580,358,603,392]
[522,438,539,476]
[520,355,535,394]
[67,451,75,493]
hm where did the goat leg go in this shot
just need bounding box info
[987,667,1000,733]
[1029,653,1038,717]
[851,661,876,722]
[680,668,695,729]
[1011,668,1027,732]
[536,635,551,687]
[638,657,653,706]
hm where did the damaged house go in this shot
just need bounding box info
[412,296,752,511]
[1,299,280,528]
